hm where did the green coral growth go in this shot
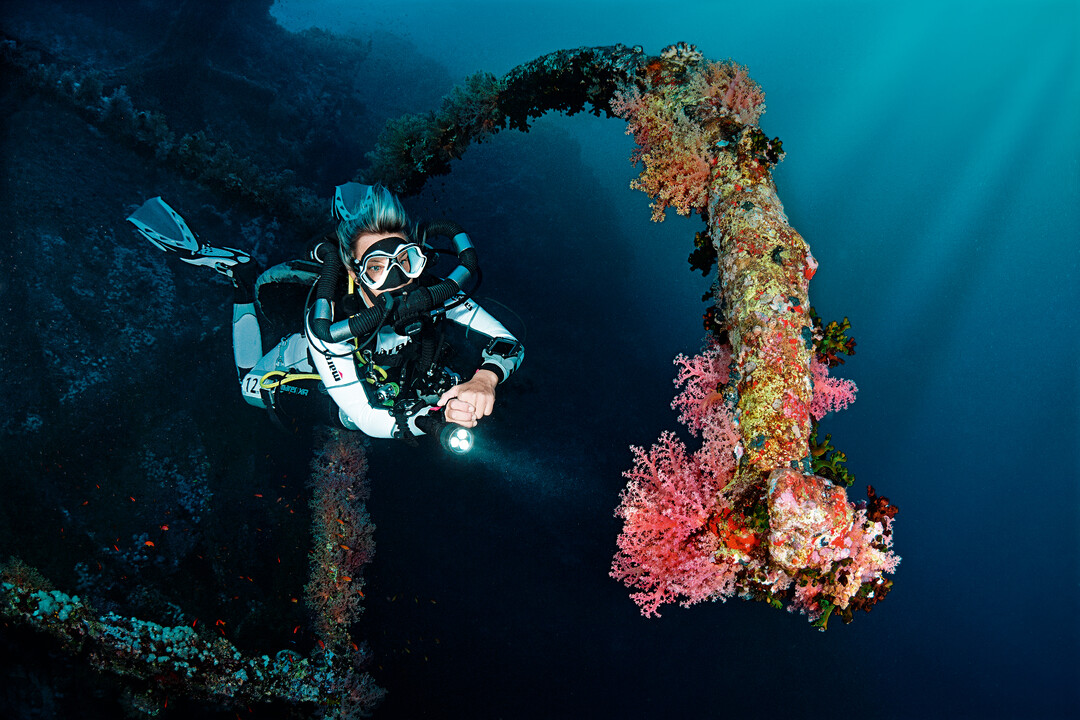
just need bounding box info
[366,71,506,194]
[744,581,786,610]
[809,427,855,487]
[810,598,835,631]
[702,304,727,343]
[809,307,857,367]
[744,495,771,535]
[745,127,785,164]
[688,230,717,275]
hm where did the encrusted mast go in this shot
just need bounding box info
[365,43,898,626]
[610,43,813,481]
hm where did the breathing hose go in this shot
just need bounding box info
[306,220,478,346]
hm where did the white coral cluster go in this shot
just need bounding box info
[661,42,704,66]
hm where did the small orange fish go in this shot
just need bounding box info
[144,541,155,547]
[342,576,352,582]
[160,524,169,531]
[339,544,351,551]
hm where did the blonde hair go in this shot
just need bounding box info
[335,183,415,268]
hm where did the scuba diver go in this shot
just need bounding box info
[128,183,524,450]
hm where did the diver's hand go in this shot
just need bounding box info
[438,370,498,428]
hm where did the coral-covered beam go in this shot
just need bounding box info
[497,45,647,131]
[607,44,814,476]
[365,44,818,476]
[709,137,816,474]
[364,45,649,194]
[305,429,377,655]
[0,559,342,707]
[365,44,897,625]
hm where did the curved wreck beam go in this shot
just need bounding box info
[365,45,644,196]
[366,43,815,480]
[366,46,904,629]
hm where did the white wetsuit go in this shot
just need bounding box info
[240,292,523,438]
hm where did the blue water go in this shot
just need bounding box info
[1,0,1077,717]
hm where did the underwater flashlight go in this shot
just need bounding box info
[413,407,475,455]
[439,424,474,455]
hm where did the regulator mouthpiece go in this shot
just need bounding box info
[440,425,474,455]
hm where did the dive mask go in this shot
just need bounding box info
[352,237,427,290]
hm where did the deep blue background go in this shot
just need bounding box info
[1,1,1076,718]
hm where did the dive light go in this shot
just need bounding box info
[439,424,474,455]
[415,410,475,455]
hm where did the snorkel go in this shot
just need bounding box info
[307,183,479,345]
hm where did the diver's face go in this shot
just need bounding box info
[349,232,417,295]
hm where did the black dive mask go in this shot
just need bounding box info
[352,237,426,293]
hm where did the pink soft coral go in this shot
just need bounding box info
[612,86,713,221]
[809,358,857,420]
[704,61,766,126]
[671,342,733,435]
[610,432,738,617]
[671,342,742,482]
[306,430,376,653]
[612,343,744,617]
